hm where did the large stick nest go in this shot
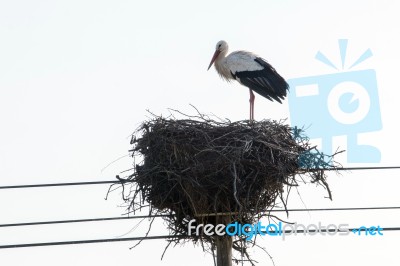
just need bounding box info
[118,111,340,260]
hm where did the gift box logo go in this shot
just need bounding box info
[288,39,382,163]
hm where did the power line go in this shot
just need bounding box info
[0,235,180,249]
[326,166,400,171]
[0,215,165,228]
[1,227,400,249]
[1,206,400,228]
[269,206,400,212]
[0,180,124,190]
[1,166,399,190]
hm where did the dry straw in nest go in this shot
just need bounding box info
[117,110,340,260]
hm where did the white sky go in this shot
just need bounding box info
[1,0,400,265]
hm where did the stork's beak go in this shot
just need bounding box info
[207,50,220,70]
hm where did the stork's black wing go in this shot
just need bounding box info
[232,57,289,103]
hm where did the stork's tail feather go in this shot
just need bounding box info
[254,57,289,102]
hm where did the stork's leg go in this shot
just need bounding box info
[249,89,252,120]
[249,89,255,121]
[251,94,255,121]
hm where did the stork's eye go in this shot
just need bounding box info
[218,44,221,48]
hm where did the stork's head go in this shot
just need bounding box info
[207,40,228,70]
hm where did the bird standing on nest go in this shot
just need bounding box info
[207,40,289,120]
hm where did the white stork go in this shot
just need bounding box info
[207,40,289,120]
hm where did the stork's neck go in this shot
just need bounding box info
[215,49,228,64]
[214,50,232,81]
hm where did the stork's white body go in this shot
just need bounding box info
[214,51,263,82]
[208,40,289,120]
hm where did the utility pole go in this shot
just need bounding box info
[216,235,232,266]
[215,215,232,266]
